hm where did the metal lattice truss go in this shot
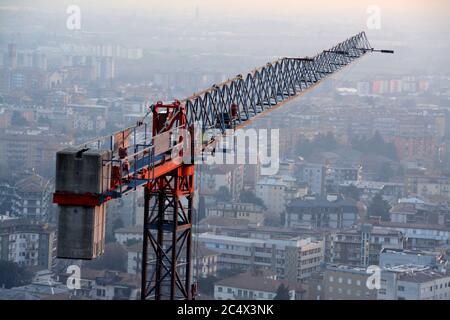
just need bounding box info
[183,31,372,133]
[142,170,194,300]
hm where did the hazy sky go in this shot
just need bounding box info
[0,0,449,74]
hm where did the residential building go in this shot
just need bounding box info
[406,175,450,200]
[125,242,218,279]
[286,194,358,229]
[371,221,450,250]
[379,248,442,269]
[323,264,377,300]
[0,218,56,270]
[14,171,53,220]
[330,224,404,267]
[206,202,264,226]
[214,271,306,300]
[301,163,326,196]
[64,269,140,300]
[378,266,450,300]
[0,182,21,216]
[197,233,324,282]
[0,128,67,176]
[325,165,359,187]
[255,177,287,215]
[199,164,244,201]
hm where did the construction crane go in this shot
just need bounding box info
[52,31,393,300]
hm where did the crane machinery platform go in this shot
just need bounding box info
[52,31,393,300]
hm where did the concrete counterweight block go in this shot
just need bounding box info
[57,205,106,259]
[55,148,112,259]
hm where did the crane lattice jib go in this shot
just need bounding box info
[183,31,373,133]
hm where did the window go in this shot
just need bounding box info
[218,287,223,292]
[356,280,361,286]
[347,279,352,285]
[398,286,405,292]
[338,277,343,284]
[227,288,232,293]
[329,276,334,282]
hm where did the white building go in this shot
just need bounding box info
[256,176,296,215]
[214,272,306,300]
[69,269,140,300]
[373,221,450,250]
[378,266,450,300]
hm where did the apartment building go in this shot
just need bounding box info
[206,201,264,226]
[322,264,377,300]
[330,224,403,267]
[214,271,306,300]
[372,221,450,250]
[286,194,358,229]
[197,233,324,282]
[0,218,56,270]
[14,172,53,220]
[255,177,288,215]
[0,128,66,176]
[301,163,326,196]
[379,248,442,269]
[126,242,218,279]
[199,164,244,201]
[378,266,450,300]
[66,269,140,300]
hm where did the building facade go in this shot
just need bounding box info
[198,233,324,282]
[0,218,56,270]
[330,224,404,267]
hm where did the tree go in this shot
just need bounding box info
[351,131,398,161]
[295,132,340,158]
[83,243,128,272]
[368,193,391,221]
[377,162,395,182]
[239,190,266,209]
[341,184,361,201]
[274,283,291,300]
[37,116,51,125]
[198,275,219,296]
[11,111,28,126]
[106,218,125,243]
[215,186,232,202]
[0,260,33,288]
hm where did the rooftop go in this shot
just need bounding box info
[398,270,449,283]
[216,272,304,294]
